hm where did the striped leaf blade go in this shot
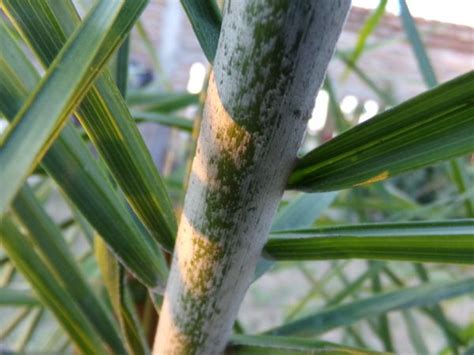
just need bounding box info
[0,20,168,290]
[342,0,388,79]
[0,218,107,354]
[267,277,474,336]
[181,0,222,63]
[12,186,127,353]
[288,71,474,191]
[0,0,146,214]
[132,111,194,132]
[3,0,177,250]
[255,192,338,280]
[265,220,474,264]
[0,289,39,306]
[127,91,199,112]
[95,237,150,355]
[398,0,437,88]
[398,0,474,217]
[228,335,382,354]
[271,192,338,232]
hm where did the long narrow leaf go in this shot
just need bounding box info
[0,20,168,290]
[368,260,393,352]
[0,218,107,354]
[95,232,150,355]
[12,186,127,353]
[0,289,39,306]
[132,111,194,132]
[3,0,177,250]
[1,308,32,343]
[111,35,130,97]
[271,192,338,232]
[180,0,222,63]
[336,51,396,106]
[266,220,474,264]
[327,262,385,307]
[95,41,150,354]
[288,71,474,191]
[96,51,158,353]
[324,77,352,133]
[342,0,388,79]
[134,20,169,88]
[383,265,465,348]
[402,311,429,355]
[255,192,337,280]
[398,0,437,88]
[16,308,44,351]
[228,335,383,354]
[267,277,474,336]
[398,0,474,217]
[0,0,141,213]
[127,91,199,112]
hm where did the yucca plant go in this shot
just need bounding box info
[1,0,473,354]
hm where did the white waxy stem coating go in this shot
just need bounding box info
[154,1,351,354]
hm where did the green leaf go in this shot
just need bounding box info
[180,0,222,63]
[402,311,429,355]
[412,264,464,349]
[449,159,474,218]
[134,20,169,88]
[327,262,385,307]
[1,308,33,343]
[266,277,474,336]
[383,265,465,349]
[271,192,338,231]
[324,76,352,133]
[95,237,150,355]
[227,335,383,354]
[110,35,131,97]
[368,261,393,352]
[255,192,337,280]
[336,51,396,107]
[0,0,144,214]
[342,0,388,79]
[16,308,44,351]
[266,220,474,264]
[0,19,168,290]
[3,0,177,251]
[398,0,474,218]
[127,91,199,112]
[0,218,107,354]
[289,262,387,336]
[284,261,350,322]
[398,0,437,88]
[12,186,127,354]
[0,262,15,288]
[0,289,39,306]
[288,71,474,192]
[132,111,194,132]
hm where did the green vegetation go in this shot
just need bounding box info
[0,0,473,354]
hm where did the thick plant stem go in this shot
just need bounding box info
[154,1,351,354]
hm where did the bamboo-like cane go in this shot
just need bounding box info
[154,1,351,353]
